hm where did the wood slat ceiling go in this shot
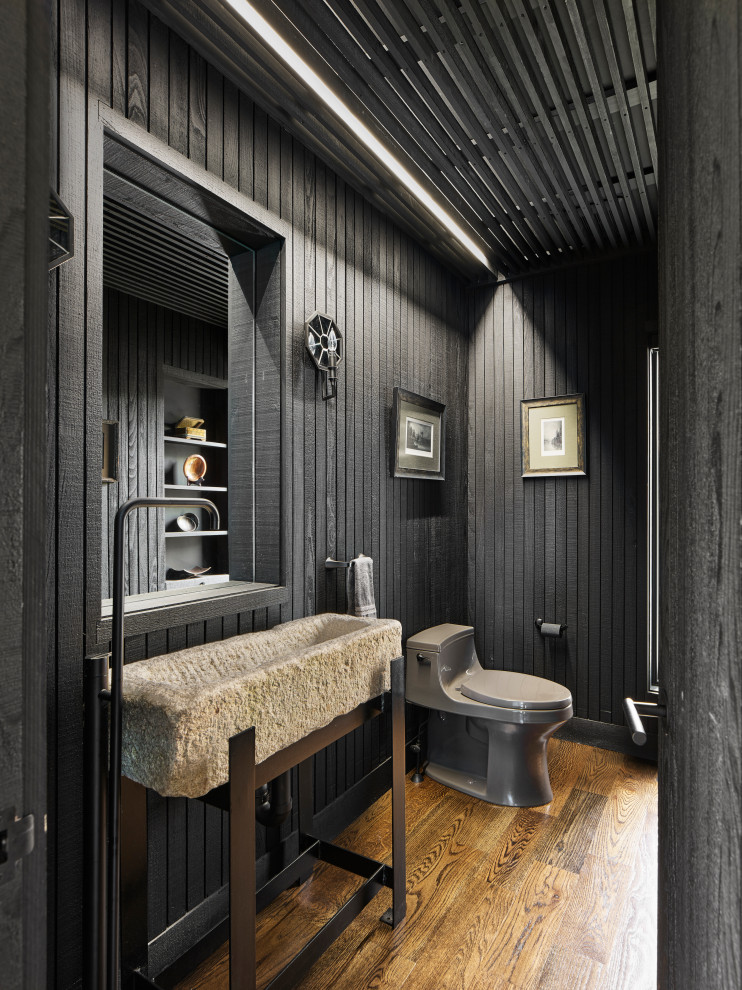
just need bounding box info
[147,0,657,279]
[103,195,229,326]
[267,0,658,277]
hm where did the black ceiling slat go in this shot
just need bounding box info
[448,0,596,252]
[102,220,229,303]
[258,0,522,273]
[433,0,600,254]
[531,0,631,245]
[457,0,610,251]
[139,0,657,276]
[103,197,229,325]
[101,244,226,305]
[102,226,229,293]
[405,0,581,253]
[398,54,548,262]
[369,0,564,260]
[342,0,552,265]
[563,0,645,242]
[102,271,226,326]
[452,0,599,249]
[103,166,243,257]
[376,0,571,259]
[315,0,536,268]
[103,196,230,271]
[621,0,658,179]
[499,0,615,247]
[102,253,228,317]
[103,209,229,288]
[143,0,487,278]
[593,0,654,238]
[101,249,227,317]
[645,0,656,62]
[102,257,226,317]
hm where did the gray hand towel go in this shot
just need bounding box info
[347,554,377,619]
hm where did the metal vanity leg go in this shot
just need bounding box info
[297,756,314,885]
[121,777,149,980]
[229,726,257,990]
[390,656,406,927]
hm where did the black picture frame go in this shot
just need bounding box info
[392,387,446,480]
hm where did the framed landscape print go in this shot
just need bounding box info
[521,393,586,477]
[392,387,446,480]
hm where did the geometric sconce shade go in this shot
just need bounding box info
[305,310,344,400]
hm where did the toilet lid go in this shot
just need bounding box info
[460,669,572,711]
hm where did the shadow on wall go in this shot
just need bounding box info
[467,250,658,726]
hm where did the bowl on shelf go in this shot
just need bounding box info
[183,453,207,485]
[166,565,213,580]
[175,512,199,533]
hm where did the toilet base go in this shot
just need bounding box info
[425,710,568,807]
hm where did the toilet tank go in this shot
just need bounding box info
[406,624,478,712]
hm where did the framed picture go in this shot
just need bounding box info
[521,393,586,477]
[392,387,445,480]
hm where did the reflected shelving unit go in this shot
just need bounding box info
[162,365,229,588]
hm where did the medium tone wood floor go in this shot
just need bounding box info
[175,739,658,990]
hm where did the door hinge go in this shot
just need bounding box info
[0,808,35,884]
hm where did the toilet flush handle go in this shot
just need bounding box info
[416,653,431,666]
[623,694,667,746]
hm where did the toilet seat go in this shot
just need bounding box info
[460,669,572,711]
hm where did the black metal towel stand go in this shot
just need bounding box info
[105,497,221,990]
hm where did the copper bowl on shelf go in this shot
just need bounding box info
[183,453,207,485]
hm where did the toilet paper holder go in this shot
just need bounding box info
[535,618,567,637]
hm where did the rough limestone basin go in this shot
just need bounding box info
[122,613,402,799]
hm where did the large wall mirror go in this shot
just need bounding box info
[87,106,290,648]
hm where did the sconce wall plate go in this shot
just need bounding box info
[305,311,343,400]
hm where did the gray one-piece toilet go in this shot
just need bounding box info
[406,624,573,807]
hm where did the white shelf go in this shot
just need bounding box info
[165,530,228,538]
[164,435,227,449]
[164,484,228,492]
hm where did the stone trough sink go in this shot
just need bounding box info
[122,613,402,799]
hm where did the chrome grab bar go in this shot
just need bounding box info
[623,696,667,746]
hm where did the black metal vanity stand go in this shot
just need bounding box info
[118,658,406,990]
[87,498,406,990]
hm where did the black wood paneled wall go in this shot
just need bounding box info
[49,1,467,986]
[467,252,658,725]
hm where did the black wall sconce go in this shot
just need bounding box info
[305,311,343,400]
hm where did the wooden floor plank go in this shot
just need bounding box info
[172,740,658,990]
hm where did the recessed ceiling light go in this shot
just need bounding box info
[222,0,492,269]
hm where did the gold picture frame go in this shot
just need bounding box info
[521,393,586,477]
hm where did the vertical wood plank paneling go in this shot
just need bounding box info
[658,3,742,980]
[168,32,188,156]
[51,2,469,982]
[575,270,590,718]
[127,0,148,129]
[112,0,127,115]
[599,262,614,720]
[148,13,169,143]
[469,252,657,724]
[188,49,206,168]
[521,276,534,676]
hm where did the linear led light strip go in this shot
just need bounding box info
[222,0,491,269]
